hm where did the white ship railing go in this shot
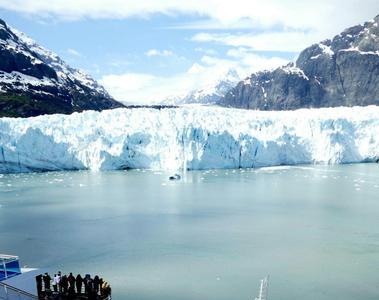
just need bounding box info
[0,281,38,300]
[0,256,18,261]
[0,255,21,281]
[254,276,269,300]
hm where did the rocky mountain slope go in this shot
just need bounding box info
[220,15,379,110]
[0,19,124,117]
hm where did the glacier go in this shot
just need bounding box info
[0,105,378,173]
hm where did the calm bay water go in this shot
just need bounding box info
[1,164,379,300]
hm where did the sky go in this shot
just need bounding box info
[0,0,378,104]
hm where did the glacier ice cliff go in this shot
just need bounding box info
[0,105,378,173]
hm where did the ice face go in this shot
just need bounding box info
[0,105,378,173]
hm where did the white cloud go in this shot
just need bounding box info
[67,48,82,56]
[226,49,289,70]
[192,31,324,52]
[0,0,377,40]
[100,72,188,104]
[3,0,377,62]
[145,49,174,57]
[194,47,218,55]
[6,0,376,105]
[165,18,257,30]
[99,73,157,102]
[100,52,288,104]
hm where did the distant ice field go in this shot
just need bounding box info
[0,105,378,173]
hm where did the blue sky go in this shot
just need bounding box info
[0,1,378,103]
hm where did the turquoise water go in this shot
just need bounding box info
[1,164,379,300]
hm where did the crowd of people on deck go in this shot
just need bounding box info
[36,272,111,299]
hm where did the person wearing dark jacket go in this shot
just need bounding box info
[99,278,104,296]
[93,275,100,294]
[76,274,83,295]
[42,273,51,291]
[101,281,111,298]
[61,275,68,294]
[35,274,43,296]
[67,273,76,295]
[89,286,97,300]
[84,275,90,294]
[85,277,93,296]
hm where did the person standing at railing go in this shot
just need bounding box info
[99,278,104,296]
[67,272,76,295]
[42,273,51,291]
[76,274,83,295]
[86,276,94,297]
[84,274,91,295]
[57,271,62,293]
[61,274,68,294]
[93,275,100,295]
[52,274,59,292]
[35,274,43,297]
[101,280,111,299]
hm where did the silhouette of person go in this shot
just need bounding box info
[61,275,68,294]
[67,272,76,295]
[84,274,90,294]
[35,274,43,296]
[42,273,51,291]
[57,271,62,293]
[76,274,83,295]
[98,278,104,295]
[52,274,58,292]
[93,275,100,294]
[85,276,93,296]
[101,281,111,298]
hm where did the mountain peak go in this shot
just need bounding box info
[162,68,241,105]
[331,15,379,54]
[0,19,123,117]
[220,14,379,110]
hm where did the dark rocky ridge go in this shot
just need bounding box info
[220,15,379,110]
[0,19,124,117]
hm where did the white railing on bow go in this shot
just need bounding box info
[254,276,269,300]
[0,282,38,300]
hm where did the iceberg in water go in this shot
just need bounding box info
[0,105,378,173]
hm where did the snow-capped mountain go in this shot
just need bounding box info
[220,14,379,110]
[0,18,123,117]
[0,105,378,173]
[163,69,241,105]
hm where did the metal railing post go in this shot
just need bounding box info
[0,282,38,300]
[5,285,8,300]
[2,260,7,280]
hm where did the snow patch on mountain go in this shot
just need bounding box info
[282,64,309,80]
[10,27,109,96]
[0,71,55,91]
[318,43,334,56]
[0,105,378,173]
[0,18,122,117]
